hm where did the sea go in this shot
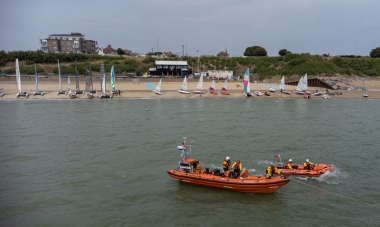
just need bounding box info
[0,98,379,226]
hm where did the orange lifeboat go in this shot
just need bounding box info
[168,139,290,193]
[276,163,334,177]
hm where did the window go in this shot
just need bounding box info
[176,65,181,69]
[156,65,162,69]
[62,37,66,40]
[53,41,56,45]
[62,47,65,51]
[61,42,64,45]
[54,47,57,50]
[69,37,72,40]
[67,42,71,45]
[163,65,168,69]
[67,47,72,51]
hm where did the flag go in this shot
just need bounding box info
[274,154,280,159]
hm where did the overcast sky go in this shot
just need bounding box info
[1,0,379,57]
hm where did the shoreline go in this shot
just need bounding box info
[1,78,379,100]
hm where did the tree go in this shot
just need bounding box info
[370,47,380,58]
[279,49,291,56]
[117,48,125,56]
[244,46,267,56]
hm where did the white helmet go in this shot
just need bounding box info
[226,156,230,160]
[289,159,292,162]
[306,159,309,162]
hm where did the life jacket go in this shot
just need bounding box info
[223,160,230,169]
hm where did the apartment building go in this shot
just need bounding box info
[40,32,98,54]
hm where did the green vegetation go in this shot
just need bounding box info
[1,50,380,77]
[244,46,267,56]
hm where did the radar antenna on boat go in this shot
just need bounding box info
[178,138,193,161]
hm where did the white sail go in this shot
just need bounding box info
[101,62,106,95]
[296,76,304,91]
[16,59,22,93]
[181,76,188,90]
[222,80,228,91]
[58,60,62,91]
[196,75,203,90]
[210,80,216,91]
[303,73,308,91]
[34,64,38,91]
[68,77,71,90]
[279,76,285,90]
[155,78,162,92]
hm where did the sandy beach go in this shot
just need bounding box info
[1,76,380,100]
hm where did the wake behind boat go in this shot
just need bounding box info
[167,138,290,193]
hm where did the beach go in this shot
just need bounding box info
[1,76,380,99]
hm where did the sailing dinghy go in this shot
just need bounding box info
[279,76,291,94]
[178,76,190,94]
[33,64,44,96]
[100,62,112,99]
[276,162,334,178]
[0,88,4,97]
[209,79,218,95]
[57,60,67,95]
[220,80,230,95]
[243,69,252,97]
[110,66,121,95]
[363,80,368,98]
[74,60,83,95]
[15,59,29,98]
[153,78,163,95]
[68,77,76,99]
[85,61,95,99]
[193,75,205,94]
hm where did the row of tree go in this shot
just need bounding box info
[244,46,380,58]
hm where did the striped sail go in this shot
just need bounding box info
[16,59,22,93]
[110,66,116,91]
[243,68,250,93]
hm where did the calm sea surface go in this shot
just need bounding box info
[1,98,379,226]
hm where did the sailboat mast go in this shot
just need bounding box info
[35,64,38,91]
[88,60,93,90]
[58,60,62,91]
[75,59,79,91]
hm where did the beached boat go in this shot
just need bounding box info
[322,94,330,99]
[86,61,97,98]
[264,91,271,96]
[153,78,163,95]
[110,66,121,95]
[74,60,84,95]
[168,138,290,193]
[0,88,4,97]
[295,75,305,95]
[15,59,29,98]
[220,80,230,95]
[68,89,76,99]
[209,79,218,95]
[276,163,334,177]
[279,76,291,95]
[363,80,368,98]
[57,60,67,95]
[255,91,262,96]
[193,75,204,94]
[243,69,253,97]
[99,62,112,99]
[33,64,44,96]
[269,79,275,92]
[178,76,190,94]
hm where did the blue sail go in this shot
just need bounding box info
[110,66,116,90]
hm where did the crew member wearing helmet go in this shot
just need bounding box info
[231,160,243,178]
[222,156,231,171]
[304,159,315,170]
[266,164,281,179]
[286,159,293,169]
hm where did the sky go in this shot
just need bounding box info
[0,0,379,57]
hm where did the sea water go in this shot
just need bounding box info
[0,98,379,226]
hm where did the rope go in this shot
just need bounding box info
[290,177,380,208]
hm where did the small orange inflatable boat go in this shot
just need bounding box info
[168,139,290,194]
[276,163,334,177]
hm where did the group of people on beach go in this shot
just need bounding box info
[222,156,315,179]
